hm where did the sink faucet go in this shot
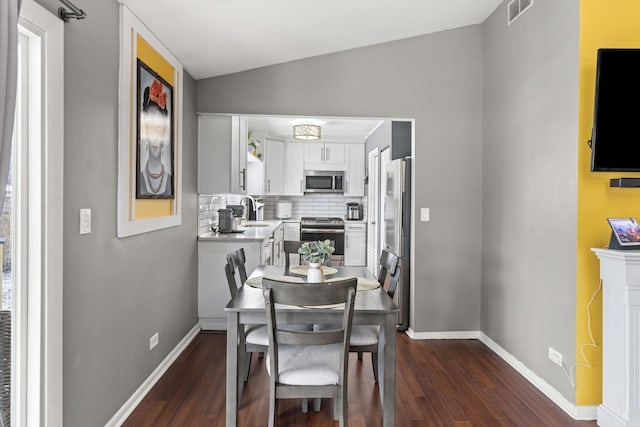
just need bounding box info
[239,195,255,221]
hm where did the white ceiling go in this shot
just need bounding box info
[122,0,502,80]
[248,116,384,143]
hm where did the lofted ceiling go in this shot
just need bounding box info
[121,0,502,80]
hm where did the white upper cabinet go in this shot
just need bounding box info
[264,139,285,195]
[345,144,365,196]
[304,142,345,170]
[284,142,305,196]
[198,114,248,194]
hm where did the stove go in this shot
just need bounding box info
[300,217,345,257]
[300,217,345,227]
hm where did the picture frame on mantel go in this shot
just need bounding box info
[117,3,183,237]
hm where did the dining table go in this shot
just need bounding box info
[225,264,399,426]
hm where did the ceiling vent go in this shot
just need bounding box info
[508,0,533,25]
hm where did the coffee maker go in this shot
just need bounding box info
[346,202,362,220]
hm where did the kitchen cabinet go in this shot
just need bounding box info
[345,144,365,196]
[284,142,305,196]
[246,154,263,195]
[198,114,248,194]
[284,222,301,266]
[198,239,262,330]
[264,139,285,195]
[261,236,273,265]
[344,223,366,266]
[304,142,345,170]
[272,223,285,266]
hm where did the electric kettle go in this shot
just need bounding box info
[217,208,234,233]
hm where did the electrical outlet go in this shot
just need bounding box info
[79,208,91,234]
[150,332,159,350]
[548,347,563,366]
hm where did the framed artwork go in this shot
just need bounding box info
[117,4,183,237]
[136,59,174,199]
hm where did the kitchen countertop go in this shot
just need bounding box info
[198,220,283,242]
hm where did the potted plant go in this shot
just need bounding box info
[298,240,335,282]
[298,240,335,265]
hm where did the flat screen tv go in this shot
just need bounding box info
[590,48,640,172]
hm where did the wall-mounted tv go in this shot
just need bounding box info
[590,48,640,172]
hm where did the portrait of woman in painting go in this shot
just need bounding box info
[136,59,174,199]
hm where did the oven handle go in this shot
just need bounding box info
[300,228,345,234]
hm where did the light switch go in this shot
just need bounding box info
[80,208,91,234]
[421,208,430,222]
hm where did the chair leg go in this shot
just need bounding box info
[269,383,277,427]
[333,398,339,421]
[357,351,363,360]
[245,352,253,382]
[372,352,379,383]
[341,394,348,427]
[313,398,321,412]
[301,398,308,414]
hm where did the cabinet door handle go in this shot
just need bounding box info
[321,147,325,162]
[326,147,330,161]
[346,235,349,248]
[268,180,271,193]
[300,180,303,193]
[240,168,246,191]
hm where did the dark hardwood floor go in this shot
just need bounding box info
[123,331,597,426]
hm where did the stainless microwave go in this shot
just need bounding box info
[304,170,344,193]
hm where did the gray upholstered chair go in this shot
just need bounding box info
[224,253,268,381]
[350,249,401,382]
[262,277,357,427]
[283,240,304,271]
[225,248,313,386]
[315,249,401,382]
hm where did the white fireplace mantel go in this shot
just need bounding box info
[592,248,640,427]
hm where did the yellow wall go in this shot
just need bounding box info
[577,0,640,405]
[134,35,174,219]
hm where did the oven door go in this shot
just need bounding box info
[300,229,345,256]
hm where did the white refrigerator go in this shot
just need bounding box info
[383,157,411,330]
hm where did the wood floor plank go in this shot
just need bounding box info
[123,332,597,426]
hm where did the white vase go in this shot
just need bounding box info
[307,262,325,283]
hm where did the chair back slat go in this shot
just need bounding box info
[378,249,401,298]
[267,280,354,307]
[224,261,239,299]
[276,329,344,346]
[283,240,304,271]
[226,248,248,285]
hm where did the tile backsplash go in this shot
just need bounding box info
[263,195,366,220]
[198,193,366,234]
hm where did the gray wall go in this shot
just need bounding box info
[35,0,199,425]
[198,26,484,333]
[482,0,579,401]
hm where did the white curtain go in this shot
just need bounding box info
[0,0,21,212]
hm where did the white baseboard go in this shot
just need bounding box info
[105,324,201,427]
[478,332,596,421]
[406,328,481,340]
[199,317,227,331]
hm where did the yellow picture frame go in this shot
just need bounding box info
[117,4,183,237]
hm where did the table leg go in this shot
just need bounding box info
[226,313,239,426]
[378,313,396,427]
